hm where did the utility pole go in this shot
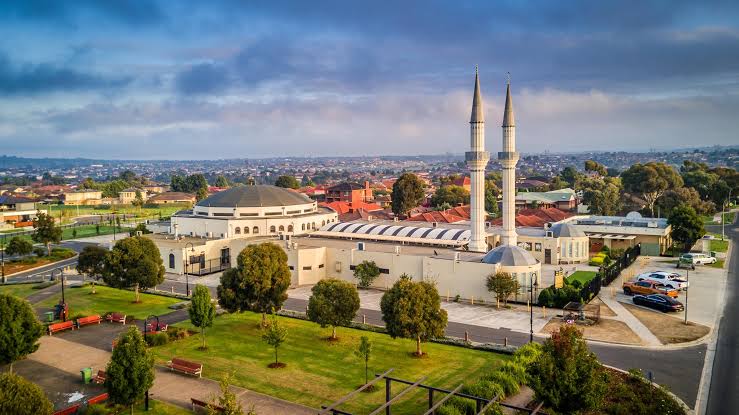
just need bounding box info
[684,269,689,325]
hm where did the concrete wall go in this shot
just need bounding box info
[171,211,337,239]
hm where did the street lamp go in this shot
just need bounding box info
[530,272,539,343]
[722,189,733,241]
[184,242,195,296]
[684,269,689,325]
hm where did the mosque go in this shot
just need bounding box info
[149,70,598,302]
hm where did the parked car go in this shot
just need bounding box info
[633,294,684,312]
[622,280,679,298]
[636,271,689,290]
[680,253,717,265]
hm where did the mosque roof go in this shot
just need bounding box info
[481,245,538,266]
[549,222,587,238]
[195,185,313,208]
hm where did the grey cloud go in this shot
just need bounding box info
[175,62,230,95]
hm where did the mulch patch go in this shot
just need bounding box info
[268,362,287,369]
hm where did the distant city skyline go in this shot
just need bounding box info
[1,1,738,159]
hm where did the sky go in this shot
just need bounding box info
[0,0,738,160]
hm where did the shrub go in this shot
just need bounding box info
[436,404,464,415]
[144,332,168,347]
[33,247,46,257]
[537,287,555,307]
[497,361,528,385]
[481,371,519,397]
[569,279,582,289]
[461,380,504,400]
[513,342,542,366]
[166,326,190,341]
[32,281,57,290]
[442,396,476,415]
[353,260,380,288]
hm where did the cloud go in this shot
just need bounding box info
[175,62,230,95]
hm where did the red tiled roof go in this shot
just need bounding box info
[321,201,383,215]
[407,205,471,223]
[452,176,471,187]
[491,207,573,228]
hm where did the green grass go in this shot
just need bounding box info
[132,400,191,414]
[702,211,736,225]
[37,285,182,319]
[566,271,597,286]
[49,204,189,223]
[710,238,729,253]
[0,283,37,299]
[709,259,725,269]
[61,224,119,240]
[150,312,509,414]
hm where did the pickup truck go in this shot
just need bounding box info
[622,280,679,297]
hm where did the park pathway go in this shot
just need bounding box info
[29,336,315,415]
[597,295,662,346]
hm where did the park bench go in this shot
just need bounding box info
[52,404,80,415]
[87,392,109,406]
[76,315,102,328]
[167,357,203,378]
[191,398,224,413]
[92,370,106,384]
[146,321,168,332]
[105,312,127,324]
[48,321,75,335]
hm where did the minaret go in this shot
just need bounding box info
[499,79,518,246]
[466,67,490,253]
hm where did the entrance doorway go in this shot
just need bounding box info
[544,249,551,264]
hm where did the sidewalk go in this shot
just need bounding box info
[598,295,662,346]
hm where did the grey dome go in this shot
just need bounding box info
[196,185,312,208]
[549,223,586,238]
[481,245,538,266]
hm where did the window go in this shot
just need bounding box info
[322,220,326,226]
[265,211,282,216]
[349,265,356,271]
[270,225,276,233]
[253,226,259,234]
[574,241,579,257]
[279,225,285,232]
[288,225,293,232]
[235,227,241,234]
[168,253,175,269]
[302,266,312,271]
[289,265,294,270]
[534,243,542,252]
[318,264,324,268]
[243,227,249,234]
[379,267,390,274]
[302,223,306,231]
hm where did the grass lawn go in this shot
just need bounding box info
[708,234,729,253]
[0,283,38,299]
[49,204,190,222]
[709,259,725,269]
[131,400,191,415]
[61,224,119,240]
[566,271,597,286]
[37,285,182,319]
[150,312,509,414]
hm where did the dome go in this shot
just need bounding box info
[481,245,538,266]
[196,185,313,208]
[549,222,586,238]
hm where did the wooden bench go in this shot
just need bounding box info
[167,357,203,378]
[48,321,75,335]
[76,315,102,328]
[92,370,106,384]
[105,312,127,324]
[52,404,80,415]
[87,392,109,406]
[191,398,224,413]
[146,321,168,332]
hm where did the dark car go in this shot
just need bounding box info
[633,294,684,313]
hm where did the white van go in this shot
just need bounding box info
[680,253,716,265]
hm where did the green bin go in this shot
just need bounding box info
[81,367,92,384]
[44,312,54,323]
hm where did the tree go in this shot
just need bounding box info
[391,173,425,217]
[196,187,209,201]
[32,211,61,255]
[217,243,291,325]
[274,175,300,189]
[657,187,714,216]
[76,245,108,294]
[484,179,500,214]
[354,336,372,385]
[380,275,448,356]
[4,236,33,256]
[307,279,360,340]
[584,160,607,176]
[102,236,165,303]
[486,272,520,308]
[668,204,705,252]
[214,175,230,188]
[209,373,248,415]
[0,372,53,415]
[559,166,582,187]
[128,222,152,237]
[189,285,216,350]
[301,174,315,187]
[430,185,469,208]
[261,312,288,367]
[621,162,683,217]
[105,327,155,415]
[132,190,145,208]
[528,325,607,413]
[0,294,44,372]
[579,177,623,216]
[119,170,138,183]
[353,260,380,288]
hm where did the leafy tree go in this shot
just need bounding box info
[218,243,291,325]
[128,222,152,237]
[621,162,683,217]
[486,272,520,307]
[102,236,165,303]
[101,180,130,198]
[528,325,607,413]
[559,166,582,187]
[301,174,315,187]
[353,260,380,288]
[0,294,44,372]
[485,179,500,214]
[76,245,108,293]
[307,279,360,340]
[668,204,705,252]
[105,327,155,415]
[32,212,61,255]
[209,373,248,415]
[549,176,568,191]
[430,185,469,208]
[196,187,209,201]
[80,177,97,189]
[380,275,448,356]
[274,175,300,189]
[391,173,425,217]
[657,187,715,216]
[119,170,138,183]
[354,336,372,385]
[189,285,216,350]
[0,372,53,415]
[132,190,145,208]
[261,312,288,367]
[4,236,32,256]
[584,160,608,176]
[579,177,622,216]
[214,175,230,188]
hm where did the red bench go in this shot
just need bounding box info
[76,315,102,328]
[167,357,203,378]
[53,404,80,415]
[146,321,168,332]
[93,370,106,384]
[191,398,224,413]
[48,321,75,335]
[105,312,127,324]
[87,392,109,405]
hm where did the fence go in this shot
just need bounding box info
[599,243,641,287]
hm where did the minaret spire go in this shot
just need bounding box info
[499,77,519,247]
[470,66,484,123]
[466,67,490,253]
[503,78,514,127]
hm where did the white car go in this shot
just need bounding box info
[680,253,717,265]
[636,271,689,290]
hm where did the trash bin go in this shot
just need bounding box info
[710,251,717,257]
[44,312,54,323]
[81,367,92,384]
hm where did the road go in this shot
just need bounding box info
[705,216,738,415]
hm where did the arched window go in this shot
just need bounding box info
[235,227,241,234]
[322,220,325,226]
[312,222,316,229]
[270,225,276,233]
[243,227,250,234]
[279,225,285,232]
[253,226,259,234]
[168,253,175,269]
[302,223,305,231]
[288,225,293,232]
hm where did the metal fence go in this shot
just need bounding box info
[599,243,641,287]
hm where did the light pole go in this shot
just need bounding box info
[184,242,195,296]
[722,189,733,241]
[530,273,538,343]
[684,269,689,325]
